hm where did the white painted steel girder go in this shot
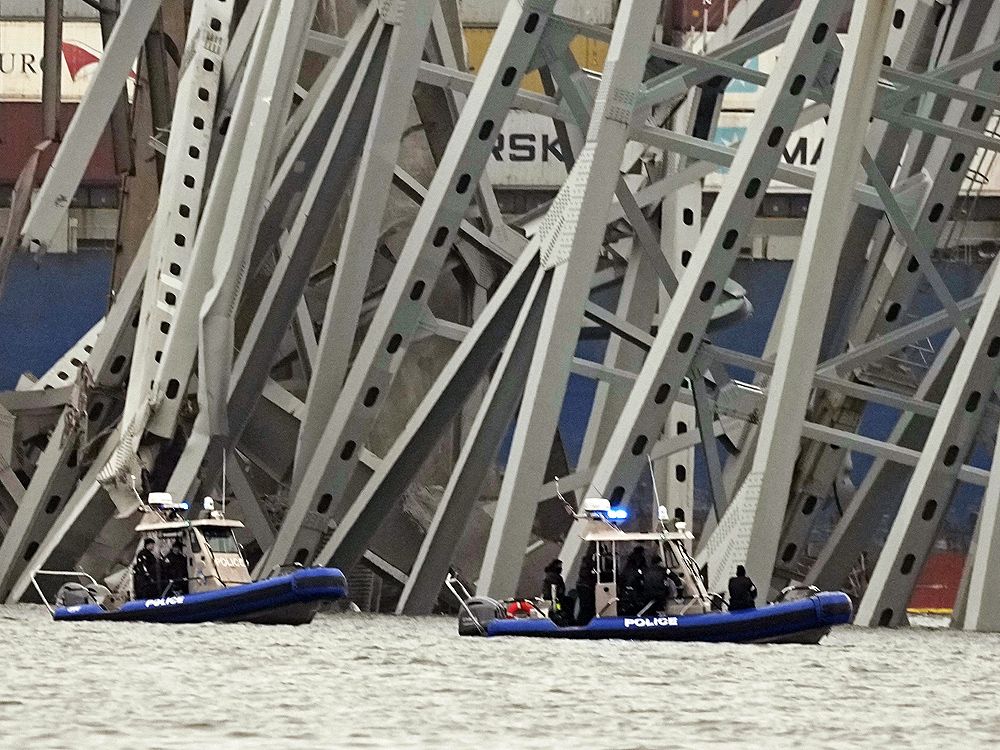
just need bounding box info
[564,0,849,577]
[112,0,234,487]
[317,251,546,582]
[855,260,1000,626]
[148,0,317,440]
[292,0,438,487]
[395,268,549,614]
[263,0,560,572]
[20,0,163,253]
[476,0,663,598]
[770,0,968,583]
[697,0,895,595]
[165,5,390,503]
[958,423,1000,631]
[852,2,1000,352]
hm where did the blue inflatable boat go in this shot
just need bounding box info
[51,567,348,625]
[453,494,853,644]
[480,591,852,644]
[36,495,349,625]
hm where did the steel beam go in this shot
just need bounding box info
[957,421,1000,631]
[112,0,234,489]
[292,0,438,488]
[563,0,849,576]
[165,4,393,502]
[855,264,1000,626]
[316,252,544,574]
[149,0,316,439]
[477,0,662,598]
[698,0,894,594]
[397,265,550,614]
[21,0,162,253]
[262,0,558,572]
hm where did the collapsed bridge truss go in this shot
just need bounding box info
[3,0,1000,629]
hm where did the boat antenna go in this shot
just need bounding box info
[129,473,146,511]
[221,447,227,516]
[554,476,572,516]
[648,456,661,528]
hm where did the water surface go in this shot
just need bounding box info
[2,606,997,748]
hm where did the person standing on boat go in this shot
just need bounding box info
[728,565,758,611]
[542,559,566,600]
[133,538,160,599]
[575,553,597,624]
[621,545,647,616]
[542,559,568,624]
[162,539,188,595]
[643,554,676,614]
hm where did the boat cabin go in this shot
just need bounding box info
[576,497,712,618]
[131,494,250,599]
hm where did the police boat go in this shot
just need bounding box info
[31,493,348,625]
[451,494,851,644]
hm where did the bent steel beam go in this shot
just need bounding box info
[698,0,894,594]
[563,0,849,575]
[262,0,558,572]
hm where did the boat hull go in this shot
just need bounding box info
[52,568,348,625]
[482,591,852,644]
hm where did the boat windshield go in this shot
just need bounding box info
[202,528,240,554]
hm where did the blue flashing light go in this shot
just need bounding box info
[605,508,628,521]
[179,501,189,510]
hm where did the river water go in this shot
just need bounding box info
[1,605,998,749]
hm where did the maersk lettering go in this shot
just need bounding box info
[491,133,566,164]
[783,136,824,166]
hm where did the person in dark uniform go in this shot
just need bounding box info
[542,559,567,624]
[542,559,566,601]
[643,554,676,614]
[574,553,597,625]
[728,565,758,611]
[133,538,160,599]
[161,539,188,595]
[621,545,647,616]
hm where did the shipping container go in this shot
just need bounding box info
[0,0,100,20]
[486,110,570,187]
[707,112,1000,197]
[0,21,132,102]
[0,100,117,184]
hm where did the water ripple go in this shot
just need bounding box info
[0,606,993,748]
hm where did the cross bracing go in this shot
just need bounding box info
[3,0,1000,630]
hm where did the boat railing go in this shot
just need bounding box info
[29,569,101,614]
[445,572,486,635]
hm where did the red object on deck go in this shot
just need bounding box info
[908,551,965,612]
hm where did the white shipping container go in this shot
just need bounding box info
[486,110,571,187]
[706,112,1000,197]
[479,27,1000,197]
[0,21,121,102]
[482,107,1000,197]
